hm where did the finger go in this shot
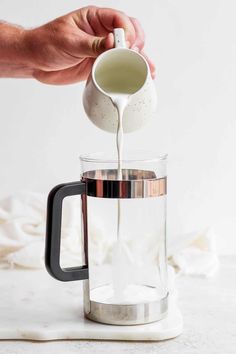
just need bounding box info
[86,32,115,57]
[139,50,156,79]
[96,7,136,45]
[72,7,137,51]
[33,58,94,85]
[105,32,115,49]
[86,6,112,37]
[129,17,145,51]
[71,31,113,58]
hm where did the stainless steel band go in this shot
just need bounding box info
[82,169,167,198]
[83,281,169,325]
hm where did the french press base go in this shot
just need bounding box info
[84,281,168,325]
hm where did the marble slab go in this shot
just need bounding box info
[0,269,183,341]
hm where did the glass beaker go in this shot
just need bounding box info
[45,151,168,325]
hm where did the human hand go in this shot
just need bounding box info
[23,6,155,85]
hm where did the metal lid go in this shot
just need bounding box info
[82,169,167,198]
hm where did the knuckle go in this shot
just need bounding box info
[92,38,101,55]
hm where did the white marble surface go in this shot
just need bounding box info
[0,256,235,354]
[0,268,182,341]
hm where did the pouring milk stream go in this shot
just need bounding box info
[83,28,157,302]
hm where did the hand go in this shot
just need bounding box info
[23,6,155,85]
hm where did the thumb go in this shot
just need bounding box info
[80,32,114,58]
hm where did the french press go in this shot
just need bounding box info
[45,152,168,325]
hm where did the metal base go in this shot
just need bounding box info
[85,294,169,326]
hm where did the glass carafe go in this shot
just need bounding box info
[45,151,168,325]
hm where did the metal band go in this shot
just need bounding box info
[82,169,167,198]
[83,281,169,325]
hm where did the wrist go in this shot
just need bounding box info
[22,28,43,72]
[23,25,59,73]
[0,22,34,77]
[20,28,41,73]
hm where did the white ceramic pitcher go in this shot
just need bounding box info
[83,28,157,133]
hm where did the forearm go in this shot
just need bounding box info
[0,22,33,78]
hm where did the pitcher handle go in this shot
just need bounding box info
[45,181,88,282]
[114,28,126,48]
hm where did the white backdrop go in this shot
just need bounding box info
[0,0,236,254]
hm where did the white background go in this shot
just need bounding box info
[0,0,235,254]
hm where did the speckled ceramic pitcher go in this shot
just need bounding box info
[83,28,157,133]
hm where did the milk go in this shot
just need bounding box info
[91,284,161,305]
[112,94,128,179]
[109,93,136,301]
[112,94,128,244]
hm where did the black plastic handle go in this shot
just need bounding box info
[45,181,88,282]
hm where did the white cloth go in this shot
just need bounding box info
[168,228,219,277]
[0,192,219,276]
